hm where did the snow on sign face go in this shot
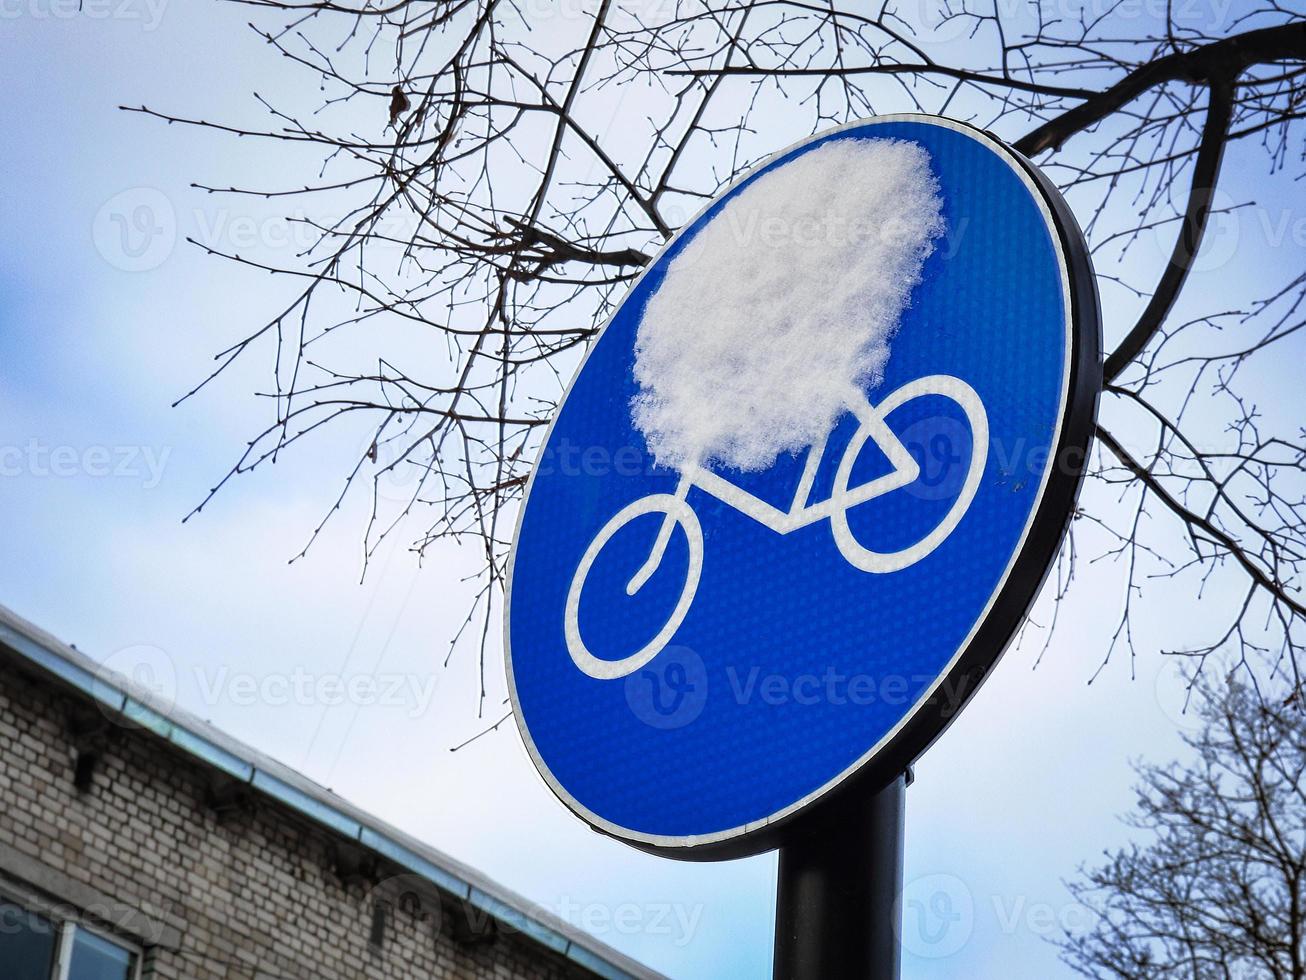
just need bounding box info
[631,138,945,473]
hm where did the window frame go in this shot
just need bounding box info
[0,879,143,980]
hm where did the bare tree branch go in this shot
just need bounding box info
[139,1,1306,723]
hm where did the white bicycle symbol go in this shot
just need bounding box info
[565,375,988,679]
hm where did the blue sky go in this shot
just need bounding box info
[1,4,1301,978]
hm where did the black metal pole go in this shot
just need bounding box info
[773,773,907,980]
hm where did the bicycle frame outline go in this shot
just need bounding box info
[566,374,988,680]
[626,392,923,595]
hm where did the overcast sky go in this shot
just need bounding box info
[1,4,1300,978]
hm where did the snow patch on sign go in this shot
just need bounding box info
[631,138,945,472]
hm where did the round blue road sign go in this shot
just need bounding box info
[507,115,1099,858]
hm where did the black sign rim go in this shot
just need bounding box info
[504,113,1102,861]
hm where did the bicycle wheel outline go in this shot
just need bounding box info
[564,493,705,680]
[831,375,988,572]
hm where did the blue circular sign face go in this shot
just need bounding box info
[507,115,1099,858]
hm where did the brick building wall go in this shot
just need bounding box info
[0,652,617,980]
